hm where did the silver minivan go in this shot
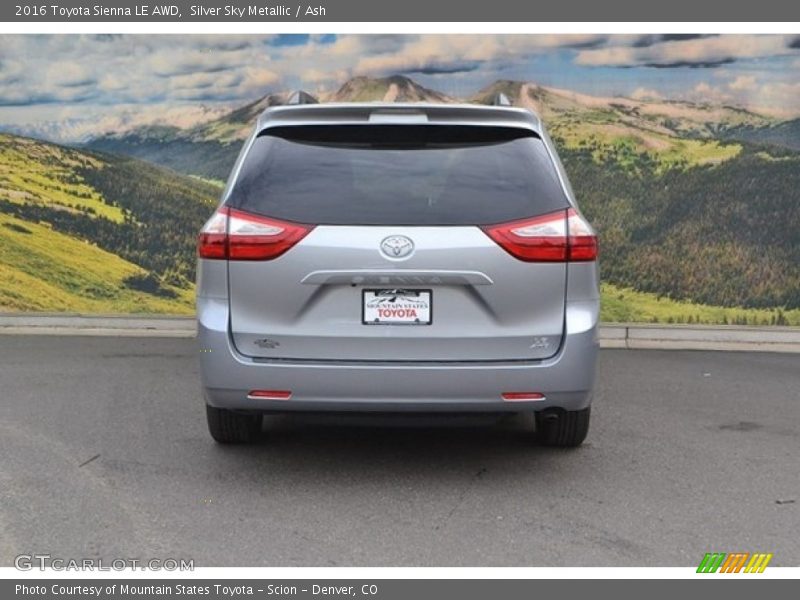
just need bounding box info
[197,101,599,446]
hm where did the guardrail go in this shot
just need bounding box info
[600,324,800,353]
[0,314,799,352]
[0,314,196,338]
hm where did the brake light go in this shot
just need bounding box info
[198,207,313,261]
[481,208,597,262]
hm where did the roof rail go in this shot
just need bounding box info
[491,92,513,107]
[286,90,319,105]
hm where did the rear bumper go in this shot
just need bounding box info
[197,297,598,413]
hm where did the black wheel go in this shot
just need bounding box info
[535,407,590,447]
[206,405,262,444]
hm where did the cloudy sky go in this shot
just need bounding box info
[1,34,800,141]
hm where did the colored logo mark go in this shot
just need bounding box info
[697,552,773,573]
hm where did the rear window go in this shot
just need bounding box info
[227,125,569,226]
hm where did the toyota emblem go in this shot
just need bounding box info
[380,235,414,259]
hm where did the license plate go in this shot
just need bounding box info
[362,289,432,325]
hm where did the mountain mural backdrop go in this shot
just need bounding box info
[2,75,799,324]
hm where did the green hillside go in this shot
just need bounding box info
[600,284,800,326]
[561,145,800,311]
[0,212,192,313]
[86,135,237,183]
[723,118,800,152]
[0,133,219,313]
[0,135,125,222]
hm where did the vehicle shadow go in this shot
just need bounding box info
[201,412,588,481]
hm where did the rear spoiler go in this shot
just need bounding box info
[256,102,541,134]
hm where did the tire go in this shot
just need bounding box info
[206,405,262,444]
[535,407,590,447]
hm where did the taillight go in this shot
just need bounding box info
[197,207,313,261]
[227,208,312,260]
[197,209,228,259]
[481,208,597,262]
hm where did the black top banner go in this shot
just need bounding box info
[3,0,800,22]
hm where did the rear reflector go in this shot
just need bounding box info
[247,390,292,400]
[481,208,597,262]
[198,207,313,261]
[502,392,546,401]
[197,210,228,259]
[566,208,598,261]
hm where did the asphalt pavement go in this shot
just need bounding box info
[0,336,798,567]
